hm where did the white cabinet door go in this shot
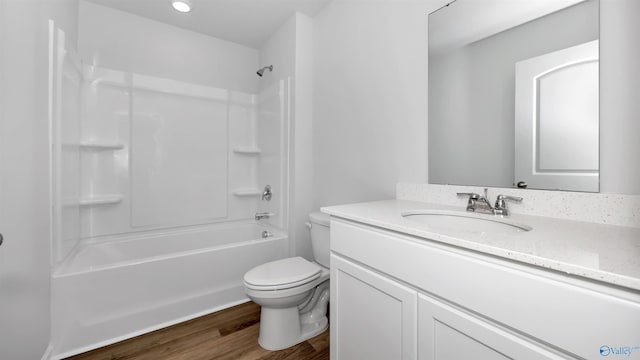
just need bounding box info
[418,294,574,360]
[331,254,418,360]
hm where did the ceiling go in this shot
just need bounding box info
[85,0,331,49]
[429,0,586,55]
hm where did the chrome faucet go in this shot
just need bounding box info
[457,188,522,216]
[493,194,523,216]
[456,191,480,212]
[477,188,494,212]
[255,212,275,221]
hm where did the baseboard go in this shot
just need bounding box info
[41,344,53,360]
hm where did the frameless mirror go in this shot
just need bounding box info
[428,0,599,192]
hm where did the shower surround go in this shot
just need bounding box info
[49,2,293,357]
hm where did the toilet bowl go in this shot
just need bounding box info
[243,212,331,351]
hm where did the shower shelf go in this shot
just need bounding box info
[79,141,125,151]
[232,147,262,155]
[232,188,262,197]
[78,195,124,206]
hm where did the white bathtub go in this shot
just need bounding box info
[51,222,288,359]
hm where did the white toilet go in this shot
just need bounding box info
[243,212,331,351]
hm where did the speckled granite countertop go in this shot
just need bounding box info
[322,200,640,292]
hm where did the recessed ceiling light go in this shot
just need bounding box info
[170,0,192,13]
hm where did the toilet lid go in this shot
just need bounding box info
[309,212,330,226]
[244,257,322,289]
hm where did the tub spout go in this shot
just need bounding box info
[255,212,275,221]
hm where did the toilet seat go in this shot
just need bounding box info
[244,257,322,291]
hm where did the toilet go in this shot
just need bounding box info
[243,212,331,351]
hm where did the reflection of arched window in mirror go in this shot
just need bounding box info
[515,41,599,192]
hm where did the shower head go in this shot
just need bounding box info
[257,65,273,77]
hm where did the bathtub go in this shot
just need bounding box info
[51,222,288,359]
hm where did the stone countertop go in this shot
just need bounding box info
[322,200,640,292]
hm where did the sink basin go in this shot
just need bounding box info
[401,210,532,236]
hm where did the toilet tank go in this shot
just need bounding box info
[309,212,331,268]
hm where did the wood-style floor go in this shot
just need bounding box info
[65,301,329,360]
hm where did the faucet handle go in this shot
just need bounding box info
[494,194,522,216]
[262,185,272,201]
[457,192,480,212]
[456,192,480,199]
[496,194,523,203]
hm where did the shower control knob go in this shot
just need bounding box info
[262,185,272,201]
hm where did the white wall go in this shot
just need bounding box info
[259,13,314,259]
[312,0,446,209]
[259,15,296,90]
[78,0,259,93]
[600,0,640,195]
[292,15,314,259]
[0,0,78,358]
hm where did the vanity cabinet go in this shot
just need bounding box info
[418,294,567,360]
[331,255,417,360]
[329,218,640,360]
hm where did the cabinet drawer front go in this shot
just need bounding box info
[331,219,640,359]
[331,254,417,360]
[419,294,573,360]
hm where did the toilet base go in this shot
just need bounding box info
[256,280,330,351]
[258,310,329,351]
[258,308,328,351]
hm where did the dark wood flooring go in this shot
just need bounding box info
[65,301,329,360]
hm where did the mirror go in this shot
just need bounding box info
[428,0,599,192]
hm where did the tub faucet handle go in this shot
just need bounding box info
[261,185,272,201]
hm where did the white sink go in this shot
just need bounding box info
[401,210,532,236]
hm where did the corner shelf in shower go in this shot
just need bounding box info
[232,147,262,155]
[79,141,125,151]
[78,194,124,206]
[232,188,262,197]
